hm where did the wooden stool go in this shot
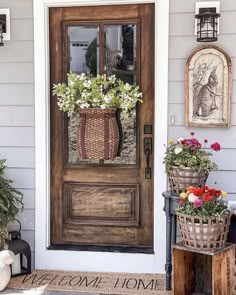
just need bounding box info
[172,242,235,295]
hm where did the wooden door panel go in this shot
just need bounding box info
[64,183,140,227]
[50,4,154,252]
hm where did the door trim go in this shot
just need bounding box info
[34,0,169,273]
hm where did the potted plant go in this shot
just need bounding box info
[163,132,221,193]
[0,158,23,249]
[53,72,143,160]
[176,186,231,250]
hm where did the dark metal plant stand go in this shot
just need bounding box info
[162,191,180,290]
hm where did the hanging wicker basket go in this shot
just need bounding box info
[77,108,120,160]
[176,211,232,251]
[168,167,209,194]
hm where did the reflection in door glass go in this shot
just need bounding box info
[104,24,137,164]
[68,26,100,164]
[104,24,136,84]
[68,26,99,75]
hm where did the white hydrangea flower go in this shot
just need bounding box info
[104,95,112,103]
[174,146,183,154]
[188,193,199,203]
[80,103,90,109]
[83,80,91,88]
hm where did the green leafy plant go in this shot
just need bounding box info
[163,132,220,173]
[52,72,143,117]
[0,159,23,248]
[176,186,228,221]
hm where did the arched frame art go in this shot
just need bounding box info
[185,45,232,127]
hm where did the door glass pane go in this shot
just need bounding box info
[68,26,100,164]
[104,24,137,164]
[104,24,136,84]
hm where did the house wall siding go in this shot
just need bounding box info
[0,0,35,266]
[169,0,236,201]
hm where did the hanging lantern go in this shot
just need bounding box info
[195,8,220,42]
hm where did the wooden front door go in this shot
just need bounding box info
[50,4,154,253]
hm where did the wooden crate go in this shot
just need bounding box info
[173,242,235,295]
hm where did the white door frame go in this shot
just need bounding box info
[34,0,169,273]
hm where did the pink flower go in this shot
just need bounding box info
[210,142,221,151]
[204,139,208,143]
[190,132,195,136]
[193,199,203,208]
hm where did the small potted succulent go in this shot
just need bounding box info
[53,72,143,160]
[0,158,23,249]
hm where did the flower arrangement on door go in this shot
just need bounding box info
[163,132,221,193]
[176,186,231,250]
[53,72,143,160]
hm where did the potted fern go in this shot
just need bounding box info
[0,158,23,249]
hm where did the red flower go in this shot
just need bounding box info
[180,198,184,204]
[190,132,195,136]
[203,194,212,202]
[204,139,208,143]
[210,142,221,151]
[193,188,204,196]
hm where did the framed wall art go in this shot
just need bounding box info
[185,45,232,127]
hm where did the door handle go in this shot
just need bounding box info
[144,138,152,179]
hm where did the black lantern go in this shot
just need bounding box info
[195,8,220,42]
[0,14,6,46]
[8,220,32,277]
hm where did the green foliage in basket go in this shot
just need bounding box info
[53,72,143,117]
[163,132,220,173]
[0,159,23,247]
[176,186,228,221]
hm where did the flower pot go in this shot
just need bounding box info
[168,167,208,193]
[77,108,120,160]
[176,211,231,251]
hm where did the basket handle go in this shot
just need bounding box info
[220,209,232,216]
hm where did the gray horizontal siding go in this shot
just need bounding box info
[0,63,34,83]
[0,127,34,146]
[0,84,34,105]
[0,0,33,18]
[0,42,34,62]
[19,189,35,209]
[170,11,236,36]
[0,106,34,126]
[4,168,35,189]
[169,35,236,59]
[170,1,236,14]
[11,19,34,41]
[0,147,35,167]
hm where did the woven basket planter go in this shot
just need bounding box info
[176,211,232,251]
[168,167,208,193]
[77,108,119,160]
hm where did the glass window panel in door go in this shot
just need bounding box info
[104,24,137,165]
[67,26,100,164]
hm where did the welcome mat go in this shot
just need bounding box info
[8,269,172,295]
